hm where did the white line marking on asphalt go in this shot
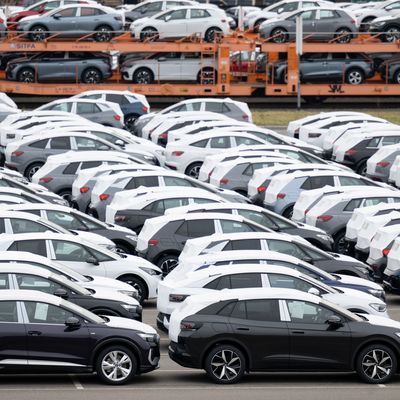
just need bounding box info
[378,384,386,388]
[69,375,84,390]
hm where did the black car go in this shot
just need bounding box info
[0,290,159,384]
[272,53,374,85]
[370,16,400,43]
[169,288,400,384]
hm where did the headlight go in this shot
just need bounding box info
[118,289,138,299]
[368,289,384,298]
[126,235,137,242]
[395,332,400,338]
[139,266,161,276]
[121,303,142,313]
[369,303,387,312]
[138,332,160,344]
[374,22,386,26]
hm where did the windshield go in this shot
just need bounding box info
[52,274,91,296]
[60,298,104,324]
[320,298,363,322]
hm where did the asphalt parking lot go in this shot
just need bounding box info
[1,295,400,400]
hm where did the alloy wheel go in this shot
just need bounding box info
[362,349,393,382]
[347,70,363,85]
[385,27,400,43]
[210,350,242,382]
[19,70,35,83]
[101,350,133,382]
[83,69,101,84]
[31,27,47,41]
[160,258,178,275]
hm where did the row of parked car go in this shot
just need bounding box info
[1,90,400,384]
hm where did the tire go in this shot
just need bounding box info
[81,68,103,84]
[383,26,400,43]
[345,68,364,85]
[95,25,113,42]
[282,205,294,219]
[356,344,397,384]
[24,162,44,181]
[185,162,202,179]
[197,68,217,84]
[29,25,48,41]
[253,19,265,33]
[205,345,246,384]
[356,159,368,175]
[270,27,288,43]
[96,345,137,385]
[334,28,352,44]
[393,69,400,84]
[57,189,72,205]
[124,114,140,132]
[157,254,179,276]
[117,275,147,304]
[333,230,346,254]
[132,68,154,84]
[17,67,35,83]
[140,27,158,41]
[205,27,222,43]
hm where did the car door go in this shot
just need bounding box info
[48,239,107,277]
[36,52,66,81]
[298,10,317,38]
[314,9,339,40]
[174,219,216,248]
[301,53,330,81]
[21,300,91,366]
[154,53,181,81]
[162,8,188,37]
[228,298,290,370]
[77,7,101,34]
[48,136,73,157]
[50,7,77,34]
[283,299,352,370]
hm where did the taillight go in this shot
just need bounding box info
[169,294,189,303]
[113,115,121,121]
[377,161,390,168]
[257,186,266,193]
[221,19,226,23]
[304,209,309,215]
[148,239,159,246]
[317,215,333,222]
[99,194,109,201]
[114,215,127,223]
[220,178,229,185]
[142,106,148,112]
[382,248,391,257]
[180,321,202,331]
[208,168,215,178]
[80,187,89,193]
[39,176,53,183]
[242,114,249,121]
[277,193,286,199]
[159,133,168,140]
[345,149,357,156]
[172,151,184,156]
[12,151,24,157]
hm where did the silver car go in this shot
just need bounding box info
[259,7,357,44]
[17,4,123,42]
[121,52,217,84]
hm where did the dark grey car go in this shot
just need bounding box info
[260,8,357,43]
[6,52,112,84]
[272,53,375,85]
[379,57,400,84]
[17,5,123,42]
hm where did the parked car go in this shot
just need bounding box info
[384,236,400,293]
[366,144,400,182]
[369,13,400,42]
[259,8,357,44]
[0,290,159,384]
[168,288,399,384]
[379,57,400,82]
[6,52,112,84]
[353,0,400,31]
[0,233,162,304]
[272,52,375,85]
[17,4,123,42]
[130,6,230,42]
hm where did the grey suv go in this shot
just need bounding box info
[272,53,374,85]
[6,52,112,84]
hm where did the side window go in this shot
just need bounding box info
[146,1,162,12]
[268,273,316,293]
[237,209,272,229]
[192,198,218,204]
[230,300,247,319]
[382,136,400,146]
[204,102,224,113]
[231,239,262,250]
[309,176,334,189]
[168,9,187,20]
[49,137,71,150]
[0,274,10,290]
[235,137,261,146]
[126,176,159,189]
[186,220,215,238]
[339,176,364,186]
[245,299,281,321]
[163,198,190,210]
[30,139,48,149]
[52,240,92,262]
[47,211,86,230]
[15,274,65,294]
[164,176,196,187]
[220,220,255,233]
[106,94,127,105]
[204,275,231,290]
[366,137,380,148]
[10,219,54,234]
[8,240,47,257]
[58,8,77,17]
[81,161,102,170]
[344,198,363,211]
[230,273,263,289]
[364,197,389,207]
[209,137,231,149]
[0,300,18,322]
[319,10,335,18]
[48,102,72,112]
[147,200,165,213]
[300,178,312,190]
[286,300,339,324]
[190,139,208,148]
[80,7,101,16]
[76,102,100,114]
[0,218,5,233]
[75,137,108,150]
[24,301,74,324]
[190,9,210,18]
[63,162,79,175]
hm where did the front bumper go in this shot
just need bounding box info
[168,341,199,369]
[383,272,400,294]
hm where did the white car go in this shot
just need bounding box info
[159,263,388,330]
[385,236,400,290]
[392,155,400,186]
[130,5,230,42]
[165,131,265,178]
[105,186,225,224]
[0,251,139,299]
[366,143,400,182]
[352,0,400,29]
[0,233,162,304]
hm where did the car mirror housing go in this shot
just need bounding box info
[327,315,343,326]
[53,13,61,19]
[307,287,320,297]
[65,316,81,328]
[86,257,99,265]
[54,288,69,299]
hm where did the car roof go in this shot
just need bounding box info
[0,289,63,305]
[173,131,264,145]
[44,150,134,164]
[0,263,56,279]
[165,201,266,215]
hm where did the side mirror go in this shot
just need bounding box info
[303,256,314,265]
[277,7,284,13]
[165,15,171,21]
[54,288,69,299]
[86,257,99,266]
[158,57,167,62]
[53,13,61,19]
[115,139,125,147]
[308,287,320,296]
[326,315,342,326]
[65,316,81,328]
[98,145,110,151]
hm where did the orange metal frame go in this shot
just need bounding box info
[0,32,400,97]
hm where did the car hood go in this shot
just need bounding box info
[372,15,397,23]
[105,315,156,334]
[19,14,41,22]
[72,231,115,249]
[363,314,400,330]
[89,287,139,305]
[335,274,383,290]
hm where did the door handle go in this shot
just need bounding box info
[291,331,305,334]
[28,331,42,336]
[237,327,250,331]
